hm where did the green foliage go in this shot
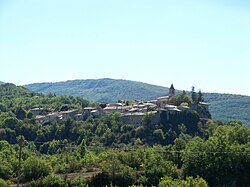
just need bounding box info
[42,174,64,187]
[69,176,87,187]
[24,78,168,102]
[79,139,87,158]
[2,117,20,129]
[144,148,177,186]
[160,110,200,141]
[204,92,250,126]
[15,106,27,120]
[0,159,14,180]
[153,129,165,144]
[0,140,18,180]
[169,93,192,106]
[0,178,10,187]
[158,176,208,187]
[92,152,136,187]
[23,156,52,181]
[182,123,250,186]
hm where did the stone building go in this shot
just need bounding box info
[120,111,160,126]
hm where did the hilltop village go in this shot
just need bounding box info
[33,84,210,125]
[2,83,249,187]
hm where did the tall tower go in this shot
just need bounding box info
[169,84,175,97]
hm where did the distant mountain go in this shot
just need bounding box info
[203,93,250,125]
[24,78,250,126]
[0,81,4,85]
[24,78,169,102]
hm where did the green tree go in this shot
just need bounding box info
[169,93,192,106]
[15,106,27,120]
[153,129,165,144]
[0,158,14,180]
[0,178,10,187]
[182,124,250,186]
[79,139,87,158]
[158,176,208,187]
[2,117,20,130]
[0,140,17,180]
[26,111,33,119]
[23,156,52,181]
[198,89,204,102]
[98,152,136,187]
[191,86,198,103]
[145,148,177,186]
[69,176,87,187]
[42,174,64,187]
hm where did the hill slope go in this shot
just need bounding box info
[24,78,168,102]
[24,78,250,126]
[203,93,250,125]
[0,83,34,99]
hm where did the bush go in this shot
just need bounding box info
[42,174,64,187]
[0,178,10,187]
[23,156,52,181]
[158,176,208,187]
[69,176,87,187]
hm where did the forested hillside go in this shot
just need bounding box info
[0,83,250,187]
[25,78,167,102]
[25,78,250,126]
[204,93,250,125]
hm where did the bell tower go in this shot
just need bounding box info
[169,84,175,97]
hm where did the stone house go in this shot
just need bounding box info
[120,112,145,126]
[120,111,160,126]
[36,112,62,124]
[103,106,132,113]
[61,109,79,118]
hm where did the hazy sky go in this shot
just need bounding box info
[0,0,250,95]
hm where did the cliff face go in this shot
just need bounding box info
[190,104,211,120]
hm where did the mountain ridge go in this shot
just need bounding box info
[25,78,169,102]
[23,78,250,126]
[24,78,250,97]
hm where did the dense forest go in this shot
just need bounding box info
[0,83,250,187]
[24,78,250,126]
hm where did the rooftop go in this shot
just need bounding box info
[61,109,79,114]
[84,107,96,110]
[199,102,210,105]
[30,107,43,111]
[104,106,131,110]
[157,96,169,100]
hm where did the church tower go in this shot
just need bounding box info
[169,84,175,97]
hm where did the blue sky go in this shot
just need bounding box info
[0,0,250,95]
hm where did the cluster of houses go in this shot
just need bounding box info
[32,108,82,124]
[84,102,160,126]
[32,84,209,125]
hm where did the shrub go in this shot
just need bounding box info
[0,178,10,187]
[23,156,52,181]
[42,174,64,187]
